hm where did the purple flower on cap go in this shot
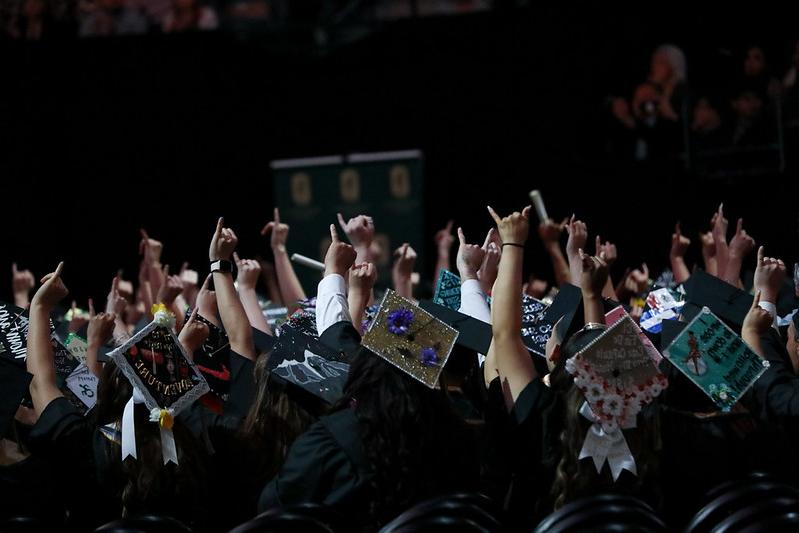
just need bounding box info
[420,347,439,367]
[387,308,414,335]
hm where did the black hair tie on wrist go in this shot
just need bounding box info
[501,243,524,248]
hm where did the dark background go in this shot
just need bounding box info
[2,5,798,305]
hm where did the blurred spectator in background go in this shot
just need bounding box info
[610,44,688,162]
[4,0,74,40]
[161,0,217,33]
[723,87,774,147]
[690,96,724,150]
[737,45,781,101]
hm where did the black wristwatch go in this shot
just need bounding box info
[210,259,233,273]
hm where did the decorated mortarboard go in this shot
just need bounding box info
[360,303,381,334]
[521,294,552,357]
[433,269,463,311]
[638,287,684,334]
[418,300,492,355]
[681,270,752,328]
[186,311,232,407]
[65,364,99,411]
[0,301,29,364]
[267,323,350,405]
[542,284,584,346]
[663,306,769,412]
[605,306,662,365]
[362,290,459,389]
[0,357,32,439]
[565,315,667,481]
[108,305,209,465]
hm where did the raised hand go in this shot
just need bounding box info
[699,230,715,255]
[487,205,532,246]
[324,224,357,278]
[234,252,262,290]
[742,290,774,337]
[392,243,418,279]
[87,311,116,349]
[728,218,756,259]
[349,262,377,294]
[579,249,609,299]
[12,262,35,307]
[156,266,185,306]
[68,301,90,333]
[139,229,163,266]
[196,274,219,326]
[178,308,210,358]
[670,222,691,259]
[106,276,128,316]
[538,217,567,245]
[712,203,730,278]
[565,215,588,259]
[595,235,618,266]
[456,227,486,282]
[478,228,501,293]
[261,207,290,252]
[753,246,786,304]
[624,263,650,294]
[337,213,375,250]
[435,220,455,256]
[210,217,238,262]
[31,262,68,310]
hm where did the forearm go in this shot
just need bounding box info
[670,256,691,284]
[722,255,744,287]
[273,247,306,304]
[354,245,372,266]
[214,272,255,359]
[583,293,605,325]
[317,274,352,335]
[567,252,582,289]
[491,247,537,405]
[86,342,104,379]
[13,292,29,308]
[703,253,717,276]
[27,304,62,415]
[348,291,369,334]
[546,242,571,286]
[715,241,730,279]
[393,273,413,300]
[239,287,271,334]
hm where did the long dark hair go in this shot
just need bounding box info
[239,353,317,483]
[336,347,478,525]
[549,329,662,509]
[94,362,209,524]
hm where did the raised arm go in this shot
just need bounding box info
[699,228,718,276]
[392,243,417,300]
[487,205,537,408]
[106,276,131,343]
[669,222,691,284]
[85,301,115,379]
[596,235,619,300]
[262,207,306,304]
[317,224,357,335]
[538,218,571,286]
[337,213,375,265]
[433,220,455,288]
[11,263,35,308]
[723,218,756,288]
[348,262,377,334]
[234,252,271,334]
[565,215,588,287]
[712,203,730,279]
[210,218,255,360]
[27,262,68,416]
[579,249,609,325]
[477,228,501,296]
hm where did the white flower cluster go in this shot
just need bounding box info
[154,309,176,330]
[565,355,668,428]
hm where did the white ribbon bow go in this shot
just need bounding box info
[578,401,636,481]
[121,388,179,465]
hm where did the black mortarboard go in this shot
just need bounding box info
[267,324,350,405]
[681,270,753,329]
[543,284,584,345]
[418,300,492,355]
[0,301,29,365]
[0,357,32,439]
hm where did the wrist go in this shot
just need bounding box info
[272,244,287,254]
[458,269,479,282]
[759,290,778,304]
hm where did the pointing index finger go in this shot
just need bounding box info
[330,224,339,242]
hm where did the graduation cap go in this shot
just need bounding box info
[418,300,492,355]
[109,307,209,465]
[681,270,753,329]
[542,284,584,347]
[662,306,769,412]
[433,269,462,311]
[565,315,668,481]
[0,301,29,364]
[362,290,459,389]
[0,357,32,439]
[267,324,350,405]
